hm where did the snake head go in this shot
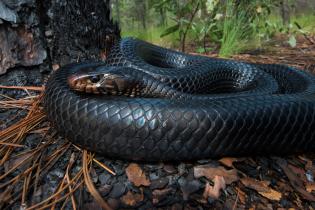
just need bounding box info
[95,73,141,97]
[68,67,141,97]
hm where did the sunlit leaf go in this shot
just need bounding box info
[160,24,179,37]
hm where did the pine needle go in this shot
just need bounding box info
[72,144,116,176]
[83,150,112,210]
[0,85,44,92]
[0,142,26,147]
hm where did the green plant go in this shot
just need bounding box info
[190,0,221,53]
[219,0,253,57]
[158,0,202,52]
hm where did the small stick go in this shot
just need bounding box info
[0,142,26,148]
[0,85,44,92]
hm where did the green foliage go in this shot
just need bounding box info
[160,24,179,37]
[122,26,177,47]
[219,0,252,57]
[111,0,315,55]
[158,0,202,52]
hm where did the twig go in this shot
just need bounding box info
[294,22,315,45]
[0,142,26,148]
[181,2,200,52]
[232,189,239,210]
[0,85,44,92]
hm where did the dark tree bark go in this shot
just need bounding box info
[0,0,120,74]
[0,0,46,74]
[135,0,147,29]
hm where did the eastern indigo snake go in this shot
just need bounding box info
[43,38,315,161]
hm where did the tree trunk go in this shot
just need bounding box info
[140,1,147,29]
[280,0,290,26]
[0,0,120,75]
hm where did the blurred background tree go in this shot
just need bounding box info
[111,0,315,57]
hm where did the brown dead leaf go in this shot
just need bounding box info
[240,177,282,201]
[306,183,315,193]
[218,157,244,168]
[288,164,307,182]
[277,180,293,192]
[194,165,239,184]
[152,188,172,204]
[125,163,150,187]
[203,176,226,199]
[120,190,144,206]
[276,158,315,202]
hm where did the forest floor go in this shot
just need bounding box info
[0,36,315,210]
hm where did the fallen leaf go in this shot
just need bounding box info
[240,177,282,201]
[203,176,226,199]
[276,158,315,202]
[125,163,150,187]
[194,165,239,184]
[277,180,293,192]
[288,164,307,182]
[218,157,244,168]
[152,188,172,204]
[306,183,315,193]
[178,178,201,200]
[120,190,144,206]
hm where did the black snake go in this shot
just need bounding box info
[43,38,315,161]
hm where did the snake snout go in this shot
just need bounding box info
[67,73,101,94]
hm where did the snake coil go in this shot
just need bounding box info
[44,38,315,161]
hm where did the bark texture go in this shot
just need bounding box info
[0,0,120,75]
[0,0,46,74]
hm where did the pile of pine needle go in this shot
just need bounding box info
[0,85,114,210]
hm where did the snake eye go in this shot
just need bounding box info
[90,75,101,83]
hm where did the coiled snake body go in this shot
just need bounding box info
[44,38,315,161]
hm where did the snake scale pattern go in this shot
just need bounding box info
[43,38,315,161]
